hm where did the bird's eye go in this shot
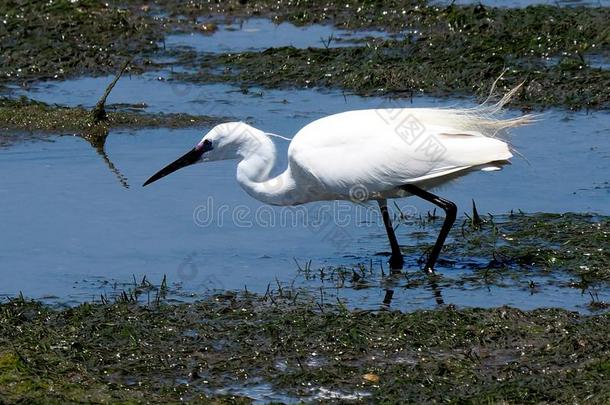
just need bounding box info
[203,139,213,151]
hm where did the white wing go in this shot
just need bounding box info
[288,108,515,197]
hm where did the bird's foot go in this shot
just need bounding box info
[389,254,404,273]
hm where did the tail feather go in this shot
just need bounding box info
[413,84,535,141]
[415,82,537,164]
[439,82,536,139]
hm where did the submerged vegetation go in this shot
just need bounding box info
[0,96,219,134]
[0,0,161,82]
[1,1,609,108]
[430,212,609,284]
[192,43,608,109]
[295,212,610,303]
[177,4,610,109]
[1,292,609,403]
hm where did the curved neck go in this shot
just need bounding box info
[235,131,298,206]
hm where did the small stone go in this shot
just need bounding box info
[362,373,380,383]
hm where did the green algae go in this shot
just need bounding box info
[0,0,162,83]
[160,2,610,109]
[435,212,609,285]
[1,293,609,403]
[2,1,609,109]
[182,43,609,109]
[0,96,220,134]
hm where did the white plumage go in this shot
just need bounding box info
[287,108,513,200]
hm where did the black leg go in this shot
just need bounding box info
[382,289,394,307]
[377,199,404,271]
[401,185,457,273]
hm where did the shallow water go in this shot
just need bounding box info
[164,18,393,54]
[2,67,609,312]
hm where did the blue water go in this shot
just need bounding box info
[163,18,393,54]
[1,15,609,312]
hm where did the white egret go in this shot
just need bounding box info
[143,86,532,272]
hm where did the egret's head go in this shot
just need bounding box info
[142,122,264,186]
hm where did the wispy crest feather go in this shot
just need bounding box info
[410,83,534,141]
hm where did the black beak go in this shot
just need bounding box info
[143,147,205,187]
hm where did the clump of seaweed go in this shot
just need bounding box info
[1,1,609,109]
[170,3,610,109]
[0,290,609,403]
[0,96,219,134]
[0,0,162,82]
